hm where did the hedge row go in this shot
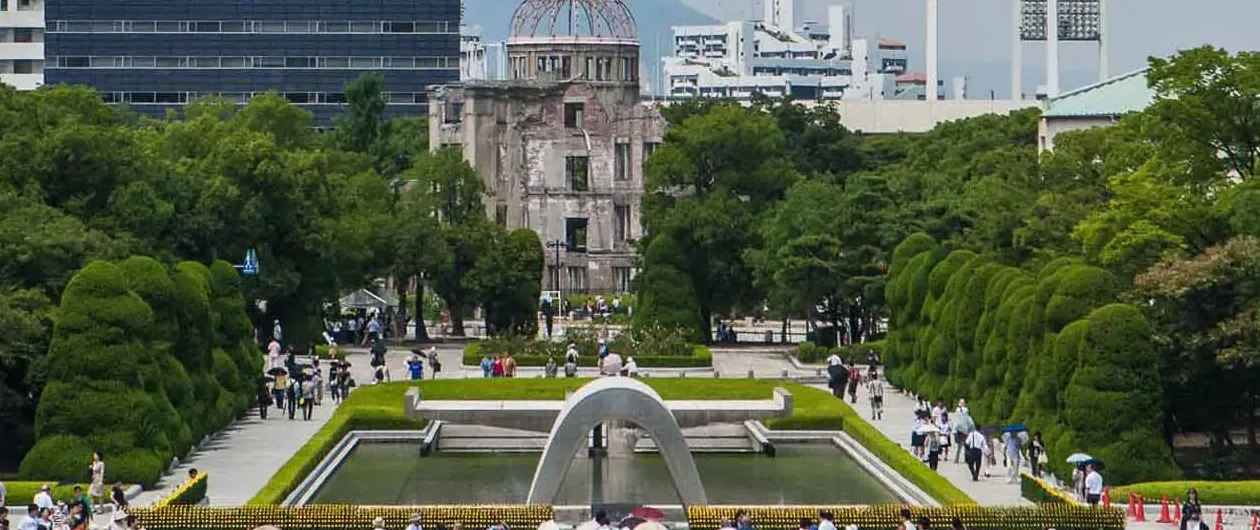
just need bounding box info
[687,505,1123,530]
[462,342,713,368]
[248,384,425,504]
[133,505,554,530]
[1111,480,1260,506]
[19,258,262,487]
[249,379,970,506]
[882,233,1179,484]
[795,341,885,364]
[154,472,209,508]
[1020,473,1077,505]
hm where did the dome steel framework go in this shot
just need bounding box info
[509,0,637,40]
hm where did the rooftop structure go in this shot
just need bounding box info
[1037,68,1153,152]
[661,4,925,102]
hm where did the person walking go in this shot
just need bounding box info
[88,452,104,512]
[937,413,953,461]
[964,429,986,481]
[285,376,299,420]
[480,354,493,378]
[868,369,884,420]
[301,376,316,420]
[1004,432,1023,483]
[266,339,281,370]
[1180,488,1204,530]
[1083,463,1104,506]
[1029,432,1046,477]
[427,347,441,380]
[846,362,861,403]
[925,425,942,471]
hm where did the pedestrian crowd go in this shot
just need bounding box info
[826,350,1111,507]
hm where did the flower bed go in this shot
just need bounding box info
[1020,472,1077,505]
[132,505,554,530]
[686,505,1123,530]
[462,343,712,368]
[153,472,209,508]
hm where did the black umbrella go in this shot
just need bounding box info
[619,517,646,529]
[266,367,288,376]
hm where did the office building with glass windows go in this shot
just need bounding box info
[43,0,460,123]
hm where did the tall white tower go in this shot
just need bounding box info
[925,0,938,102]
[1045,0,1059,97]
[764,0,798,29]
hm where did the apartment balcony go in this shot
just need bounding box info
[0,10,44,28]
[0,73,42,90]
[0,42,42,60]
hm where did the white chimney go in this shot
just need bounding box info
[925,0,938,102]
[827,5,851,55]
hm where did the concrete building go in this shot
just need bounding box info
[0,0,44,90]
[1038,68,1153,152]
[661,3,916,102]
[43,0,460,124]
[429,0,662,294]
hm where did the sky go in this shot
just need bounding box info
[675,0,1260,97]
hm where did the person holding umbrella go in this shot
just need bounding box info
[256,376,272,419]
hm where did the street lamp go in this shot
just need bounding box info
[546,239,566,307]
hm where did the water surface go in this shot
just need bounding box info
[314,443,898,505]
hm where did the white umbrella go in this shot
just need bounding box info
[915,423,941,435]
[1065,453,1093,463]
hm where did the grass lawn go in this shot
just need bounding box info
[5,482,90,506]
[249,379,972,505]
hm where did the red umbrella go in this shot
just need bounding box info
[630,507,664,521]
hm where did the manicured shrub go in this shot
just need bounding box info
[634,234,703,341]
[107,448,167,488]
[18,434,93,482]
[1062,304,1179,483]
[173,262,215,373]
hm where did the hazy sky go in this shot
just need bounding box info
[677,0,1260,97]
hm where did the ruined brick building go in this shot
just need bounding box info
[428,0,664,294]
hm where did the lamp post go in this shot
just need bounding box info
[546,239,566,311]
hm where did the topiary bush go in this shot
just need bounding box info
[18,434,93,482]
[634,234,703,342]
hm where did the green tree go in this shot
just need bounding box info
[634,234,703,341]
[642,102,797,341]
[470,228,544,336]
[399,148,489,336]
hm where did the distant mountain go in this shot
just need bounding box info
[464,0,718,93]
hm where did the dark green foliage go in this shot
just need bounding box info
[635,235,704,342]
[472,228,544,336]
[18,434,93,482]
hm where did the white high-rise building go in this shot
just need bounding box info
[662,3,912,102]
[0,0,44,90]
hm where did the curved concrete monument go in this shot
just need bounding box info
[525,377,708,504]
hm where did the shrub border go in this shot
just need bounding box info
[1020,472,1077,505]
[132,505,554,530]
[462,342,713,368]
[687,505,1123,530]
[153,472,209,508]
[1111,480,1260,507]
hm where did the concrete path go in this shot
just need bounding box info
[128,347,383,507]
[807,377,1028,506]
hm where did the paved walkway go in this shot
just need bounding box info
[129,347,382,507]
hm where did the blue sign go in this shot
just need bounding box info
[242,248,259,276]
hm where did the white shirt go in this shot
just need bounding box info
[602,353,623,376]
[965,430,987,450]
[818,520,837,530]
[624,359,638,376]
[826,354,843,366]
[18,515,39,530]
[1085,471,1104,495]
[931,406,945,421]
[34,491,53,510]
[902,521,916,530]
